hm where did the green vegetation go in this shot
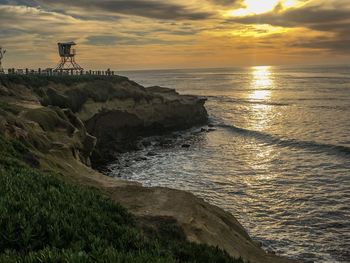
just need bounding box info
[0,101,22,115]
[0,135,243,262]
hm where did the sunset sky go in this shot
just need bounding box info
[0,0,349,70]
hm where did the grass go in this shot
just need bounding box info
[0,101,22,115]
[0,135,244,262]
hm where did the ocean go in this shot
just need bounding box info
[108,65,350,262]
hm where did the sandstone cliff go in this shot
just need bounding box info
[1,75,207,166]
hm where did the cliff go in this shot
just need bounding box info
[0,75,207,166]
[0,75,296,263]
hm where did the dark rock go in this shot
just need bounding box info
[135,142,144,151]
[253,240,263,248]
[147,151,158,157]
[208,124,215,128]
[135,156,148,161]
[192,130,202,135]
[142,140,152,147]
[182,144,191,148]
[159,138,173,146]
[172,134,180,139]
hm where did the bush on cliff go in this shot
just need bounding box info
[0,135,243,263]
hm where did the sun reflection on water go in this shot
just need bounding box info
[248,66,274,130]
[243,66,279,182]
[249,66,273,100]
[250,90,271,101]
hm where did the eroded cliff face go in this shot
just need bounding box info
[5,76,207,165]
[81,88,207,165]
[0,75,297,263]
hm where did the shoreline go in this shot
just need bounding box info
[0,75,298,263]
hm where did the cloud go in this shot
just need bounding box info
[5,0,212,20]
[1,0,350,68]
[207,0,242,7]
[85,35,119,46]
[289,37,350,52]
[230,0,350,32]
[228,0,350,52]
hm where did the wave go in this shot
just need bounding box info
[207,96,290,106]
[207,96,349,111]
[310,105,349,111]
[216,123,350,157]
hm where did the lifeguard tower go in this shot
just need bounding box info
[55,42,83,71]
[0,46,6,73]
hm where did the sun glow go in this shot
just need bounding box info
[244,0,279,14]
[226,0,298,17]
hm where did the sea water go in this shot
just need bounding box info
[108,65,350,262]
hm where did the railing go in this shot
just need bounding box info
[0,68,116,76]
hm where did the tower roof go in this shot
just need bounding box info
[58,41,76,46]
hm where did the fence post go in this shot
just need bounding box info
[38,68,41,75]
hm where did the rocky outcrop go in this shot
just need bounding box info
[0,76,207,165]
[0,75,297,263]
[82,87,207,165]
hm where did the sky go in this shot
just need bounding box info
[0,0,349,70]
